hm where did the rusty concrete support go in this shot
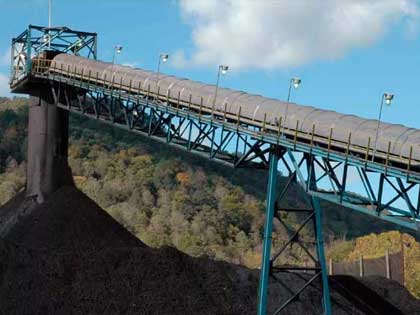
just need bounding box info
[26,87,73,203]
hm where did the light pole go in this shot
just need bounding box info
[282,77,301,135]
[48,0,52,28]
[47,0,52,48]
[156,53,169,83]
[372,93,394,161]
[213,65,229,115]
[112,45,123,65]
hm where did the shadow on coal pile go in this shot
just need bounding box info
[0,186,419,315]
[0,186,257,315]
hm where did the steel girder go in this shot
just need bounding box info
[10,25,97,84]
[47,79,272,170]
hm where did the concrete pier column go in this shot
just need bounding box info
[26,88,73,203]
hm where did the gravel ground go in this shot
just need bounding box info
[0,186,419,315]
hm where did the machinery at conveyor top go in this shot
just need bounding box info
[15,52,418,169]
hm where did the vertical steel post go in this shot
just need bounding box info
[48,0,52,49]
[216,125,224,158]
[257,146,279,315]
[377,174,385,213]
[210,123,215,158]
[156,56,162,83]
[417,187,420,215]
[25,27,32,75]
[373,94,385,161]
[307,154,332,315]
[311,196,332,315]
[234,131,240,164]
[166,115,172,143]
[48,0,52,28]
[282,79,293,137]
[93,35,98,60]
[148,108,154,135]
[9,42,14,81]
[187,120,193,150]
[212,67,221,116]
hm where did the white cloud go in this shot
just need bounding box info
[0,73,11,97]
[122,61,140,68]
[171,50,188,68]
[178,0,419,70]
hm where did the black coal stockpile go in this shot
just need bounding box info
[0,186,419,315]
[0,186,256,315]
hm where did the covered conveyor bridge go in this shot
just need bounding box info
[14,52,420,169]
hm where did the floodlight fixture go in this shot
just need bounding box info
[219,65,229,75]
[115,45,123,54]
[157,53,170,82]
[384,93,394,105]
[160,53,169,63]
[292,77,301,89]
[112,45,123,65]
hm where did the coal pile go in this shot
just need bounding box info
[2,187,144,252]
[1,186,420,315]
[0,186,257,315]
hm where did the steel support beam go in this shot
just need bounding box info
[312,196,332,315]
[257,150,331,314]
[257,147,331,315]
[308,154,332,315]
[258,145,279,315]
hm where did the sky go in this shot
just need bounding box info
[0,0,419,130]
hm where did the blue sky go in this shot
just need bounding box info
[0,0,419,130]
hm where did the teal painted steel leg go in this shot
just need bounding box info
[210,123,215,158]
[166,116,172,142]
[234,131,240,164]
[312,196,332,315]
[258,148,279,315]
[25,27,32,75]
[187,120,192,150]
[148,108,154,136]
